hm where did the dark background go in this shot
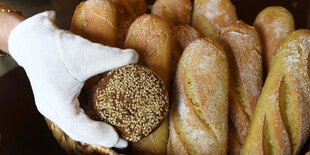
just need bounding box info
[0,0,309,154]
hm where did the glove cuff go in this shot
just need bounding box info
[8,11,56,66]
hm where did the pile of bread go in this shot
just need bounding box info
[45,0,310,154]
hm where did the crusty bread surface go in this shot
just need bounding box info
[254,6,295,74]
[217,20,263,155]
[242,29,310,155]
[168,38,229,154]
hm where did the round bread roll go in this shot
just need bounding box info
[93,64,169,142]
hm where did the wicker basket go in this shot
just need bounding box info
[45,118,118,155]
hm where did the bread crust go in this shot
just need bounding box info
[125,14,172,154]
[217,20,263,155]
[192,0,237,39]
[151,0,192,26]
[254,6,295,74]
[109,0,147,48]
[71,0,117,46]
[171,25,202,53]
[168,38,229,154]
[93,65,169,142]
[242,30,310,155]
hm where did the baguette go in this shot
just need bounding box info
[109,0,147,48]
[71,0,118,98]
[170,25,201,85]
[124,14,172,154]
[254,6,295,74]
[171,25,202,53]
[192,0,237,39]
[242,29,310,155]
[71,0,117,47]
[217,20,263,155]
[168,38,229,154]
[151,0,192,26]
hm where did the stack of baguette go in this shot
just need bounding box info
[45,0,310,154]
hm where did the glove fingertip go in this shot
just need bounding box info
[124,49,139,64]
[114,138,128,149]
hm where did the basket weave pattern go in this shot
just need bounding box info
[45,118,118,155]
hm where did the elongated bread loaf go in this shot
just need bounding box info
[192,0,237,39]
[172,25,202,53]
[242,30,310,155]
[71,0,117,47]
[168,38,229,154]
[125,14,172,154]
[71,0,118,98]
[109,0,147,48]
[254,6,295,74]
[217,20,263,155]
[151,0,192,26]
[170,25,201,84]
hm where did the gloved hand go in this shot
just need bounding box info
[8,11,138,148]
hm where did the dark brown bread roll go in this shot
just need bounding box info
[93,64,169,142]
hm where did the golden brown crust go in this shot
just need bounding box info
[168,38,229,154]
[93,65,169,142]
[71,0,117,47]
[125,14,172,87]
[109,0,147,48]
[217,20,263,155]
[71,0,118,100]
[242,30,310,155]
[170,25,201,86]
[192,0,237,39]
[124,14,172,154]
[254,6,295,74]
[171,25,202,53]
[151,0,192,26]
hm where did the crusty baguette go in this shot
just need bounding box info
[172,25,202,53]
[109,0,147,48]
[151,0,192,26]
[124,14,172,154]
[125,14,172,87]
[254,6,295,74]
[192,0,237,39]
[71,0,117,47]
[168,38,229,154]
[217,20,263,155]
[170,25,201,85]
[242,29,310,155]
[71,0,118,98]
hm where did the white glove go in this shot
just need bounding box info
[8,11,138,148]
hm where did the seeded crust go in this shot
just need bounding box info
[93,64,169,142]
